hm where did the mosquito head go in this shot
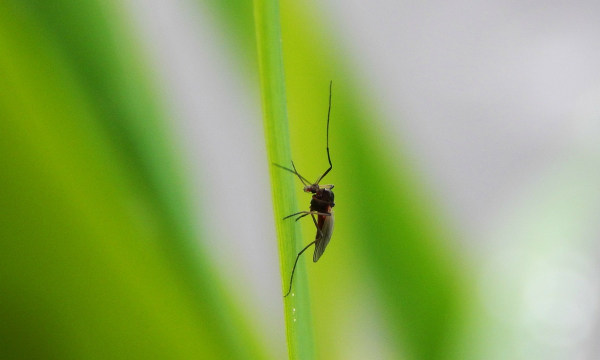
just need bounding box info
[304,184,319,193]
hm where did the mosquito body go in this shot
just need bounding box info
[274,81,335,297]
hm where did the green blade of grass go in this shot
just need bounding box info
[253,0,316,359]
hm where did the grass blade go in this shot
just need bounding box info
[253,0,316,359]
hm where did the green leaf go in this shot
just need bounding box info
[253,0,316,359]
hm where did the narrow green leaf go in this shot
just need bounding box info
[253,0,316,359]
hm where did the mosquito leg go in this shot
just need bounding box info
[292,213,323,236]
[272,162,311,186]
[284,240,317,297]
[294,213,310,222]
[290,161,308,186]
[316,81,333,185]
[283,211,331,220]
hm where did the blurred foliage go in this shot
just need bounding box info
[203,0,481,359]
[280,2,477,359]
[0,0,485,358]
[0,1,265,359]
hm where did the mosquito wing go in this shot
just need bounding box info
[313,210,334,262]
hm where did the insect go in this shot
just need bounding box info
[274,81,335,297]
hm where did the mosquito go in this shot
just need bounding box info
[274,81,335,298]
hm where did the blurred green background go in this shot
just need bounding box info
[2,0,600,359]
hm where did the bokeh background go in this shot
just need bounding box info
[2,0,600,359]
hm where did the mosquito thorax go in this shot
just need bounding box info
[319,188,335,205]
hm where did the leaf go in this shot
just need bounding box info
[253,0,316,358]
